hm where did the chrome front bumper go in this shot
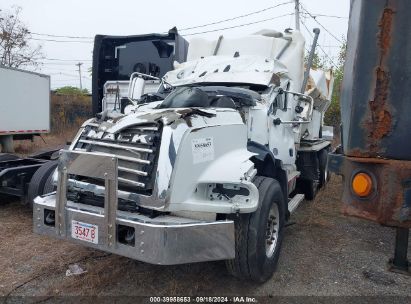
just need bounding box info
[32,150,235,265]
[33,193,235,264]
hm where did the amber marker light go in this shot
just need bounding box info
[352,172,373,197]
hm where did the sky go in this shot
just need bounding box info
[1,0,350,91]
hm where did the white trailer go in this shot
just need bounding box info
[0,66,50,152]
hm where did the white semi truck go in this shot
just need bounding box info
[33,28,333,282]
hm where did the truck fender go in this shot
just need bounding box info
[247,141,288,205]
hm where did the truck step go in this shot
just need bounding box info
[288,194,305,213]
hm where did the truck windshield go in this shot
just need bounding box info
[157,86,259,109]
[116,40,175,79]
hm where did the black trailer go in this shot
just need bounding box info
[0,151,58,204]
[329,0,411,274]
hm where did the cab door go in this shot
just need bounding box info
[268,88,296,166]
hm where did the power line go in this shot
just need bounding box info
[48,72,78,77]
[39,62,92,66]
[29,37,93,43]
[38,68,88,75]
[26,2,296,48]
[39,68,79,73]
[42,58,92,62]
[51,79,84,82]
[30,2,293,42]
[300,18,338,67]
[31,32,93,39]
[300,4,344,44]
[182,13,294,36]
[301,12,348,19]
[48,71,91,78]
[179,1,293,32]
[321,45,343,48]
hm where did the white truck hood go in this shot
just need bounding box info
[164,55,288,87]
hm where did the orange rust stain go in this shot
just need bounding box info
[368,67,392,141]
[347,148,371,158]
[341,204,379,223]
[364,8,395,154]
[347,156,389,164]
[369,108,392,140]
[378,8,394,57]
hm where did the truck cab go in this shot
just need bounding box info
[33,28,333,282]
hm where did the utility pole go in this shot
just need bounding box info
[295,0,301,30]
[76,62,83,90]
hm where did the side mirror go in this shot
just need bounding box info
[128,76,145,101]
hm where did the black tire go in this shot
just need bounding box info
[302,179,317,200]
[27,160,58,207]
[226,176,286,282]
[0,153,19,162]
[43,169,57,194]
[318,147,330,188]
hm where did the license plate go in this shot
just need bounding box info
[71,220,98,244]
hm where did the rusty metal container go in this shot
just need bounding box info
[330,0,411,229]
[341,0,411,160]
[330,0,411,273]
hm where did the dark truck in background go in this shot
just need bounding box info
[92,27,188,114]
[0,28,187,205]
[329,0,411,274]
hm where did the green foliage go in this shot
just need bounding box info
[54,86,89,96]
[304,51,326,69]
[324,41,347,130]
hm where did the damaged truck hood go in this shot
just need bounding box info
[164,55,288,87]
[94,108,221,134]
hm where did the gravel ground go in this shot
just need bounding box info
[0,175,410,301]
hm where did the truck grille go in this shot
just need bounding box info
[73,123,162,195]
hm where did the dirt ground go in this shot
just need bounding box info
[0,175,410,302]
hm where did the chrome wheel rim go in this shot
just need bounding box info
[265,203,280,258]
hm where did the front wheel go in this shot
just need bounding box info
[318,147,331,188]
[226,176,285,282]
[27,160,58,207]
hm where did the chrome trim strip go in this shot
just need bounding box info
[115,154,150,165]
[73,149,150,165]
[118,166,148,177]
[79,139,153,153]
[128,126,159,131]
[118,177,145,188]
